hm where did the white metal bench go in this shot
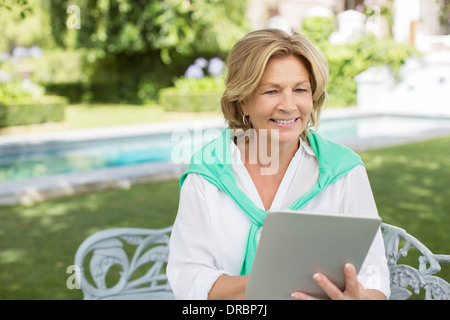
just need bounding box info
[74,226,174,300]
[74,223,450,300]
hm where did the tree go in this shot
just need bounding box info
[48,0,249,103]
[0,0,32,19]
[0,0,53,52]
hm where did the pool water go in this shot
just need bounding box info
[0,130,215,182]
[1,115,450,182]
[316,115,450,139]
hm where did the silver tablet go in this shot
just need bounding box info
[245,209,381,300]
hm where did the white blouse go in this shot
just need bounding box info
[167,138,391,300]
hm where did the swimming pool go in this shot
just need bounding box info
[1,113,450,183]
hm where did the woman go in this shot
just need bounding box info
[167,29,390,300]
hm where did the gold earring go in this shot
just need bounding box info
[242,114,247,125]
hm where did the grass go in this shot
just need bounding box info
[363,137,450,254]
[362,136,450,298]
[0,180,180,300]
[65,103,222,130]
[0,135,448,300]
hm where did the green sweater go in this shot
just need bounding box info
[180,128,363,275]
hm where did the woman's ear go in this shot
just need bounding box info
[239,100,247,116]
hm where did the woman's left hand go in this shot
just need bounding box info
[291,263,386,300]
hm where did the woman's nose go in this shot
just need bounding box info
[278,91,297,113]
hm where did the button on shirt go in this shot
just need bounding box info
[167,138,391,300]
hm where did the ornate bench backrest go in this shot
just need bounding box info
[381,223,450,300]
[74,227,174,300]
[75,224,449,300]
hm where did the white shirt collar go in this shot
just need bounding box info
[300,138,316,157]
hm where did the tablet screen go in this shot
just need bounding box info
[245,210,381,300]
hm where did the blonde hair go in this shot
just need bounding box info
[221,29,329,141]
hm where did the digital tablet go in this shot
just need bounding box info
[245,209,381,300]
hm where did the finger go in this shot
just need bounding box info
[343,263,360,295]
[313,273,345,300]
[291,291,318,300]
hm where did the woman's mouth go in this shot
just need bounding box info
[271,118,299,127]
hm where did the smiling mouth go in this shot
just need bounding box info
[271,118,299,125]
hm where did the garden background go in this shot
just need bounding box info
[0,0,449,300]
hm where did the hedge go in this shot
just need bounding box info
[158,87,223,112]
[0,95,68,128]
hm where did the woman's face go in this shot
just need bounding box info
[240,55,313,147]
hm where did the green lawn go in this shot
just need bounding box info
[362,136,450,299]
[65,103,222,130]
[0,134,448,300]
[0,179,180,300]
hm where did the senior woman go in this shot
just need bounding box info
[167,29,390,300]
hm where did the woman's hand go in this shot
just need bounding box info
[208,274,250,300]
[291,263,386,300]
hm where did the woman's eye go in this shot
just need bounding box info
[264,90,277,95]
[295,88,307,93]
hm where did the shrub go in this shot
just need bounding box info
[0,82,68,128]
[44,82,86,103]
[159,88,223,112]
[324,36,420,107]
[158,76,225,112]
[300,17,420,107]
[300,16,336,48]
